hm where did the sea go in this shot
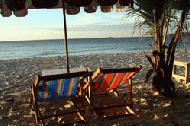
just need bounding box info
[0,37,189,60]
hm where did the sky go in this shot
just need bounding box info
[0,7,142,41]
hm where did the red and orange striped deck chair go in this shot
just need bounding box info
[31,68,88,126]
[85,66,142,118]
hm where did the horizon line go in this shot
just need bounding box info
[0,36,153,42]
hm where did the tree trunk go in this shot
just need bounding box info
[151,8,188,98]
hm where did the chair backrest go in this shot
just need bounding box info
[91,66,142,93]
[34,70,87,101]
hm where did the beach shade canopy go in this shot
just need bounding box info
[0,0,134,17]
[0,0,133,73]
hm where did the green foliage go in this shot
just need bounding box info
[130,0,190,35]
[130,0,189,98]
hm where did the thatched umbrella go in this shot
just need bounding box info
[0,0,134,73]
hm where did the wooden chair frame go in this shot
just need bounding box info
[31,70,88,126]
[84,66,142,118]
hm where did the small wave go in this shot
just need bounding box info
[1,37,189,60]
[31,51,63,57]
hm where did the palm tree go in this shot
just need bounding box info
[130,0,190,98]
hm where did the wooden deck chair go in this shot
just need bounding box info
[84,66,142,118]
[31,68,88,126]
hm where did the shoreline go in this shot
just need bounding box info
[0,51,148,61]
[0,48,190,62]
[1,48,189,61]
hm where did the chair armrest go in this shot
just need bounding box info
[33,75,39,88]
[91,68,101,80]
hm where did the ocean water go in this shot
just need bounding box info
[0,37,189,60]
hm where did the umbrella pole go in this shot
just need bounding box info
[62,2,70,73]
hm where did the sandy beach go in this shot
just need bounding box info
[0,51,190,126]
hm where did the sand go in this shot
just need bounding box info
[0,51,190,126]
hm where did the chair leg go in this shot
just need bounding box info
[34,110,39,124]
[72,98,86,122]
[87,85,91,104]
[128,77,133,106]
[32,95,39,123]
[34,101,46,126]
[39,112,46,126]
[89,96,98,119]
[86,87,98,119]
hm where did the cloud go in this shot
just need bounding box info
[0,8,141,41]
[68,14,99,26]
[0,21,140,41]
[66,23,140,38]
[67,9,133,26]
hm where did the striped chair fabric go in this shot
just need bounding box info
[36,77,80,101]
[92,72,136,93]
